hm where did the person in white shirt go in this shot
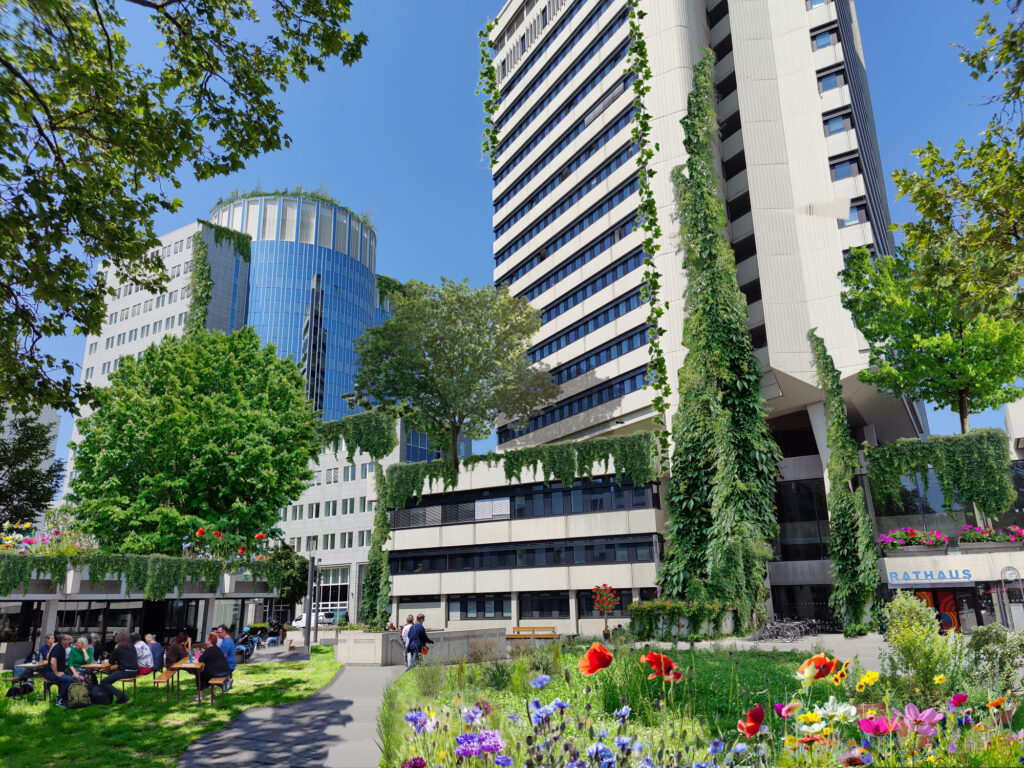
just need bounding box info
[400,615,415,670]
[131,632,155,674]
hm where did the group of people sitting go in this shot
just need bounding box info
[19,624,239,707]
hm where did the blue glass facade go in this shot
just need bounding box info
[210,195,378,423]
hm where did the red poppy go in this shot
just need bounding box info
[255,532,267,540]
[797,653,839,680]
[737,703,764,738]
[664,669,683,683]
[196,528,205,537]
[238,546,246,555]
[578,642,614,676]
[640,651,677,680]
[213,531,223,539]
[797,735,824,745]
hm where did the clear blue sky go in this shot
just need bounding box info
[46,0,1012,462]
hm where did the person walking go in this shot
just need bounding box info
[401,615,415,670]
[405,613,433,671]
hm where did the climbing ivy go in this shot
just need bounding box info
[359,503,393,630]
[626,0,670,468]
[808,330,878,634]
[322,409,399,464]
[477,20,501,168]
[375,275,406,303]
[376,432,657,511]
[0,551,281,602]
[865,428,1015,523]
[657,51,782,636]
[185,219,251,334]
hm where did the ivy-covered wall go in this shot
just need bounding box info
[185,219,251,334]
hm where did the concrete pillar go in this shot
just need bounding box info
[568,590,579,636]
[510,592,519,627]
[440,594,450,629]
[807,402,831,496]
[40,599,59,638]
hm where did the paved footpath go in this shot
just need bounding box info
[178,662,402,768]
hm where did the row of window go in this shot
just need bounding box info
[549,325,648,386]
[499,366,647,443]
[497,7,626,153]
[318,463,375,485]
[148,234,194,261]
[494,106,633,215]
[107,286,188,327]
[391,535,657,576]
[495,140,636,246]
[288,530,371,553]
[499,176,638,280]
[440,591,648,622]
[497,0,609,131]
[530,288,644,362]
[494,66,634,186]
[498,0,581,99]
[99,312,188,353]
[540,247,642,326]
[283,497,375,521]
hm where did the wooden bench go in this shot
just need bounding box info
[506,626,560,641]
[152,667,177,703]
[205,675,231,704]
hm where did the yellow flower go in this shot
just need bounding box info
[821,727,833,736]
[861,671,879,686]
[798,712,822,724]
[925,756,937,764]
[856,682,866,692]
[784,736,797,748]
[933,675,946,684]
[867,709,877,716]
[439,752,446,761]
[831,675,843,686]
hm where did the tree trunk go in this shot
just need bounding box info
[959,390,970,434]
[450,428,460,471]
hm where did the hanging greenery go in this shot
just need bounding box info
[808,330,879,634]
[375,275,406,303]
[477,20,500,168]
[213,186,342,209]
[376,432,657,511]
[657,51,782,637]
[865,428,1015,523]
[186,219,252,333]
[359,503,393,630]
[627,595,736,642]
[0,551,281,601]
[322,409,399,464]
[625,0,670,468]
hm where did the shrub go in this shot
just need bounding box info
[967,622,1024,689]
[479,659,513,690]
[881,591,971,695]
[413,656,447,699]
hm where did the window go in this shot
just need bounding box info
[360,463,368,479]
[541,7,547,26]
[117,332,126,346]
[153,320,162,333]
[824,114,849,135]
[108,311,118,324]
[818,69,845,93]
[807,0,828,7]
[144,299,153,312]
[178,311,188,326]
[343,465,352,482]
[520,35,526,54]
[185,235,192,249]
[309,503,320,519]
[305,536,318,552]
[128,329,137,342]
[812,30,836,50]
[101,362,110,374]
[261,198,278,240]
[280,199,297,241]
[88,342,97,355]
[360,497,366,513]
[318,206,333,248]
[105,337,114,350]
[156,294,166,309]
[84,367,93,379]
[168,291,177,305]
[840,200,868,228]
[299,201,316,244]
[322,534,335,550]
[346,532,354,548]
[166,316,175,329]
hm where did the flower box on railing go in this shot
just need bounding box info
[878,528,948,557]
[883,545,948,558]
[954,524,1024,553]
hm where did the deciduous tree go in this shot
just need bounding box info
[0,0,366,416]
[67,328,322,554]
[0,408,64,525]
[351,278,558,466]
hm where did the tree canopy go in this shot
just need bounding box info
[350,278,558,465]
[0,0,366,416]
[0,408,64,525]
[840,246,1024,433]
[67,327,322,554]
[264,543,310,609]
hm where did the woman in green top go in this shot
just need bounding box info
[67,635,93,678]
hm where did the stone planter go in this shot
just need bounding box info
[883,545,948,557]
[957,541,1023,554]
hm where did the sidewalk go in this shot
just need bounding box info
[178,663,402,768]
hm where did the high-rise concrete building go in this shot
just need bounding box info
[384,0,932,630]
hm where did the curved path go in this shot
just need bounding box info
[178,662,401,768]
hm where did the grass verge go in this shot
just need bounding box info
[0,646,340,768]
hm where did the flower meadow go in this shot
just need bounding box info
[385,641,1024,768]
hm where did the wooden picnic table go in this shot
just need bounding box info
[171,661,204,702]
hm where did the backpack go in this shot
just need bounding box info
[6,680,32,699]
[90,685,112,705]
[66,680,91,709]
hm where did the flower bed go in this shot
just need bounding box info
[386,644,1024,767]
[878,528,949,550]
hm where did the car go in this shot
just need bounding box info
[291,611,335,628]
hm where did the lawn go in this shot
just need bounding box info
[0,646,341,768]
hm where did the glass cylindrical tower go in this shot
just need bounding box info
[209,193,379,422]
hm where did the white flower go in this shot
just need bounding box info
[817,695,858,724]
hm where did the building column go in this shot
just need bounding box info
[807,402,831,497]
[510,592,519,627]
[40,599,59,638]
[440,594,450,629]
[568,590,579,636]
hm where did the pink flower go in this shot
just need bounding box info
[898,703,943,736]
[774,702,801,720]
[950,693,969,709]
[23,538,35,545]
[858,716,899,735]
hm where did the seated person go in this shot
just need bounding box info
[12,633,54,680]
[44,634,81,707]
[67,636,92,679]
[131,632,154,675]
[215,625,236,674]
[195,631,232,701]
[90,634,105,663]
[166,631,190,667]
[145,633,164,671]
[99,631,139,705]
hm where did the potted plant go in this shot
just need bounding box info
[956,524,1024,553]
[592,584,619,640]
[878,528,949,557]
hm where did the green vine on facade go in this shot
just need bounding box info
[185,220,252,334]
[359,503,394,630]
[0,551,281,602]
[376,432,657,511]
[808,330,878,633]
[375,275,406,303]
[322,409,399,464]
[626,0,670,468]
[865,428,1015,523]
[477,20,500,168]
[627,596,736,642]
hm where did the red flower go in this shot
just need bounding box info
[238,546,245,555]
[255,554,265,560]
[213,531,223,539]
[578,642,614,676]
[255,532,267,540]
[797,653,839,680]
[737,703,765,738]
[641,652,677,679]
[196,528,205,537]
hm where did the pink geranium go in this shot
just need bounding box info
[858,715,899,735]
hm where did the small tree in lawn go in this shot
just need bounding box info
[592,584,619,637]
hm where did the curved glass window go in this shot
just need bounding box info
[280,199,297,241]
[261,199,278,240]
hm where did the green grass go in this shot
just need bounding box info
[0,646,341,768]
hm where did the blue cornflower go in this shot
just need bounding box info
[861,739,871,749]
[462,706,483,725]
[530,704,555,726]
[404,710,428,733]
[528,697,542,712]
[586,743,614,762]
[495,757,514,768]
[638,759,654,768]
[733,743,748,754]
[614,736,632,752]
[598,728,608,740]
[508,712,520,723]
[709,738,726,755]
[552,697,569,710]
[529,674,551,689]
[862,754,874,766]
[613,705,631,722]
